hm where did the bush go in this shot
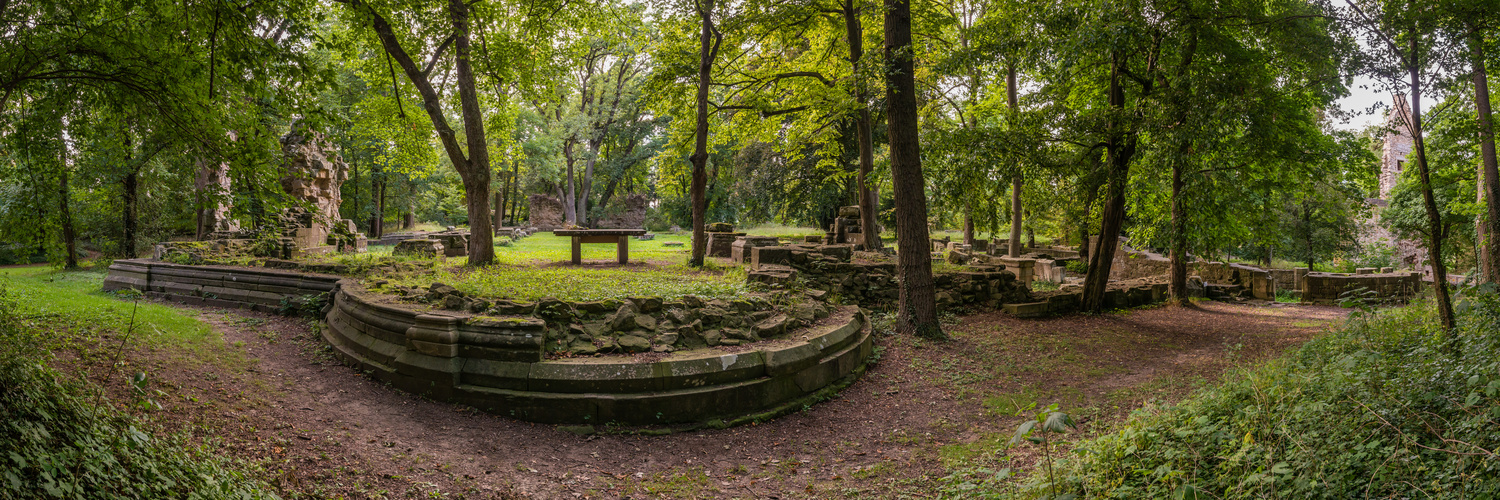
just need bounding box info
[0,284,277,499]
[1005,291,1500,498]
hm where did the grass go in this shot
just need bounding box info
[990,295,1500,498]
[741,223,825,238]
[0,266,215,351]
[396,265,750,302]
[477,232,695,266]
[365,232,757,301]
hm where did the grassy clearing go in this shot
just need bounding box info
[741,223,825,238]
[370,233,755,301]
[397,264,750,302]
[487,232,694,265]
[0,267,216,351]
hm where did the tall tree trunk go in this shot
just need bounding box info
[369,166,383,237]
[1167,28,1197,303]
[448,0,495,263]
[1470,26,1500,284]
[562,144,578,224]
[121,133,138,259]
[963,210,975,246]
[123,170,138,259]
[359,0,493,264]
[493,190,503,229]
[885,0,943,340]
[689,0,719,267]
[1168,158,1188,302]
[510,161,521,226]
[59,157,77,269]
[1082,54,1138,313]
[1007,65,1022,258]
[1406,37,1455,332]
[844,0,883,251]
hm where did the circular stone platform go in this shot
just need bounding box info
[102,259,874,426]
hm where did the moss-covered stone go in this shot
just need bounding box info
[618,334,651,353]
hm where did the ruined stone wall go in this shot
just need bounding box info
[747,244,1032,310]
[595,193,649,229]
[1303,272,1422,304]
[528,194,566,230]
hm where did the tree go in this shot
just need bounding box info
[885,0,944,339]
[1346,0,1456,331]
[339,0,497,265]
[688,0,721,267]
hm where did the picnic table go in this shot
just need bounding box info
[553,229,649,264]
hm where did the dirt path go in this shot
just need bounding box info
[124,300,1346,499]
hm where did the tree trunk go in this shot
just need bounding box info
[1007,66,1022,258]
[1168,158,1187,302]
[1081,55,1138,313]
[1405,37,1455,332]
[448,0,495,263]
[885,0,943,340]
[510,161,522,226]
[689,0,719,267]
[493,190,503,229]
[358,0,493,264]
[1470,26,1500,284]
[123,170,138,259]
[962,210,975,246]
[59,159,77,269]
[846,0,882,251]
[369,167,384,238]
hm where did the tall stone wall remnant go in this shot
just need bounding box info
[529,194,566,230]
[279,122,365,256]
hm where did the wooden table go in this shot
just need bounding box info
[553,229,649,264]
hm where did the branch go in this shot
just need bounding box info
[423,33,457,77]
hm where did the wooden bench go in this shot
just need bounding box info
[553,229,649,264]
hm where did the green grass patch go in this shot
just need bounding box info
[477,232,695,266]
[0,267,215,352]
[740,223,824,238]
[0,269,273,498]
[394,265,750,302]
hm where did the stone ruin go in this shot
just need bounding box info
[745,242,1033,309]
[828,206,867,247]
[278,123,366,256]
[155,124,367,263]
[528,194,566,231]
[706,222,744,258]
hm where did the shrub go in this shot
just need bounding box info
[1006,292,1500,498]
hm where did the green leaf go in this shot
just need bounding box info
[1009,420,1037,446]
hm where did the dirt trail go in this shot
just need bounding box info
[129,300,1346,499]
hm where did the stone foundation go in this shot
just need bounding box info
[102,259,873,425]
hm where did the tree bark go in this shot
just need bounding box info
[844,0,882,251]
[1168,157,1187,301]
[1405,36,1455,331]
[122,133,138,259]
[885,0,943,340]
[356,0,493,264]
[1081,54,1139,313]
[689,0,719,267]
[1470,26,1500,284]
[1007,65,1022,258]
[59,154,77,269]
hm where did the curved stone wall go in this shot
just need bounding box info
[103,259,874,425]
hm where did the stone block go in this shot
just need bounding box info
[751,246,794,270]
[730,236,781,263]
[1002,302,1049,318]
[393,238,444,257]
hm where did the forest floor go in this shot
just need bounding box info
[58,284,1347,499]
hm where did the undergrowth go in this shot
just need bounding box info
[950,289,1500,498]
[0,271,277,499]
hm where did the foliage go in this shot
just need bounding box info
[1001,292,1500,498]
[0,273,274,499]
